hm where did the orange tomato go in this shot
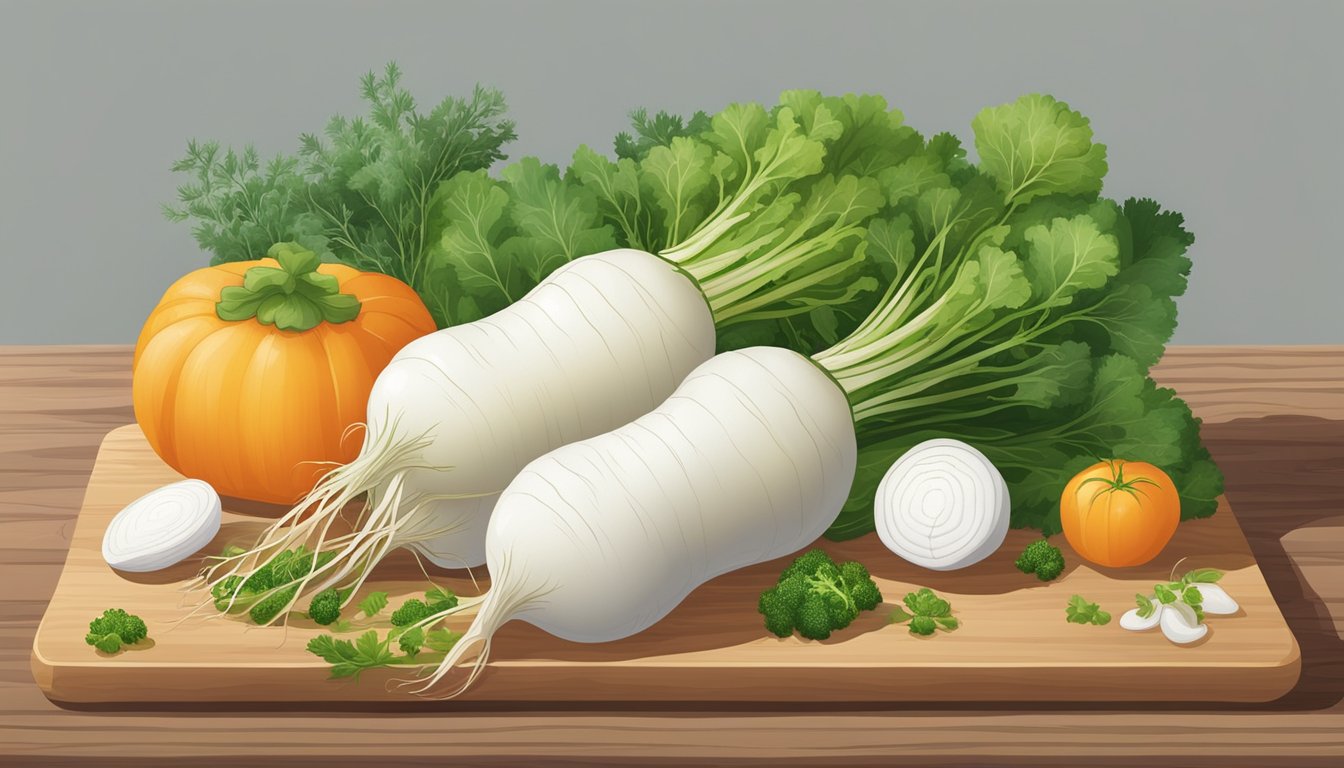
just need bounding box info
[132,245,436,504]
[1059,459,1181,568]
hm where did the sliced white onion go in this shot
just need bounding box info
[1120,599,1163,631]
[1159,601,1208,645]
[102,479,221,572]
[1192,583,1240,615]
[874,438,1010,571]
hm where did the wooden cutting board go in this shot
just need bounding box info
[31,425,1300,704]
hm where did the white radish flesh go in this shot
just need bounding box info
[420,347,856,691]
[103,479,221,572]
[1120,599,1162,631]
[1192,583,1240,615]
[215,249,717,596]
[873,438,1009,571]
[1160,601,1208,644]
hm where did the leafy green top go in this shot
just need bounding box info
[815,93,1221,538]
[166,62,515,326]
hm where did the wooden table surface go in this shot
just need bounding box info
[1,344,1341,766]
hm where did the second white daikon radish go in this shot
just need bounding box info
[873,438,1009,571]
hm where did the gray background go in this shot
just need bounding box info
[2,0,1340,345]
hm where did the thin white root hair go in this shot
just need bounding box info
[405,550,553,698]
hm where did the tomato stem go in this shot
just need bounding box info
[1078,460,1161,504]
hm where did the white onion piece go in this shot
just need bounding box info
[102,479,221,572]
[1193,583,1240,615]
[1159,601,1208,645]
[874,438,1010,570]
[1120,599,1163,631]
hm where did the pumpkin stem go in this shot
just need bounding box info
[215,243,361,332]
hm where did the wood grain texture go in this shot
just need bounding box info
[1,344,1342,765]
[29,428,1300,704]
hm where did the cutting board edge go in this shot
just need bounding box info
[31,650,1304,705]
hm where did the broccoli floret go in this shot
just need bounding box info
[841,561,883,611]
[85,608,149,654]
[211,575,245,611]
[307,588,342,626]
[248,585,298,625]
[757,549,883,640]
[390,589,459,627]
[391,598,432,627]
[796,593,835,640]
[1015,538,1065,581]
[210,546,339,621]
[780,549,834,582]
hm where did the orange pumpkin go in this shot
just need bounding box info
[132,243,436,504]
[1059,459,1181,568]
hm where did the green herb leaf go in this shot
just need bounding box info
[424,586,456,605]
[903,588,952,619]
[1135,594,1156,619]
[1154,583,1177,604]
[909,616,937,636]
[398,626,425,657]
[1065,595,1110,626]
[357,591,389,618]
[1183,568,1224,584]
[888,588,957,636]
[424,629,463,653]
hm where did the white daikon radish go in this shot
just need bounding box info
[208,250,717,603]
[413,347,857,694]
[103,479,221,572]
[872,439,1010,571]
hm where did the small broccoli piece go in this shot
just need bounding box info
[796,593,835,640]
[757,549,883,640]
[398,626,425,656]
[780,549,834,582]
[210,546,340,620]
[85,608,149,654]
[1015,538,1066,581]
[841,561,883,611]
[248,585,298,625]
[211,575,245,611]
[391,588,459,627]
[391,598,432,627]
[307,588,342,626]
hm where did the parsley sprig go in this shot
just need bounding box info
[1139,568,1223,623]
[1065,595,1111,626]
[889,588,959,636]
[306,627,462,680]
